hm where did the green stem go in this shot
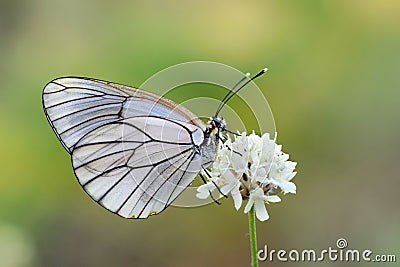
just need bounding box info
[248,206,259,267]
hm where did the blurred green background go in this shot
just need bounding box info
[1,1,399,266]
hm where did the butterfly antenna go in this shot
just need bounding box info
[215,67,268,116]
[215,72,250,117]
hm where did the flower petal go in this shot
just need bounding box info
[244,198,255,214]
[231,190,243,210]
[265,195,281,203]
[254,199,269,221]
[280,181,296,194]
[196,183,215,199]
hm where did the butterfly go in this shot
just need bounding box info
[42,69,266,219]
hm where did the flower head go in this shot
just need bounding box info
[197,132,297,221]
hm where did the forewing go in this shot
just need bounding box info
[42,77,205,153]
[72,116,204,218]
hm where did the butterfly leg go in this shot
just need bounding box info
[199,172,221,205]
[202,167,228,199]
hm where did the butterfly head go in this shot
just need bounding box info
[205,116,226,137]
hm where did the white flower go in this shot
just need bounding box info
[196,131,297,221]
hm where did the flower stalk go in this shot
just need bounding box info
[248,206,259,267]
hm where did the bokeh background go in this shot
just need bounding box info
[1,1,399,266]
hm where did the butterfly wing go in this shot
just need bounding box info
[42,77,204,152]
[73,116,204,218]
[43,77,208,218]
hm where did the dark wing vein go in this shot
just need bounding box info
[136,150,197,218]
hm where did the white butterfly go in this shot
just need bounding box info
[42,70,266,219]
